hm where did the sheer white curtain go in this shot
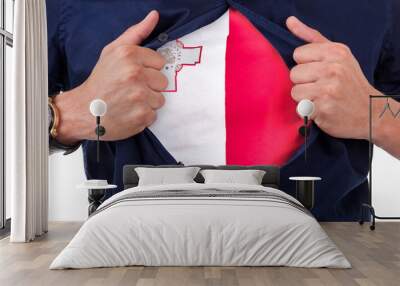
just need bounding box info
[9,0,48,242]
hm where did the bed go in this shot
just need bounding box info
[50,165,350,269]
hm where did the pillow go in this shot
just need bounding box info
[135,167,201,186]
[200,169,266,185]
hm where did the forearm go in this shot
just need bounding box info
[53,83,93,145]
[372,98,400,159]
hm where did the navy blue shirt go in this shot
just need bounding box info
[46,0,400,221]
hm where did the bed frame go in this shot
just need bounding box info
[123,165,280,190]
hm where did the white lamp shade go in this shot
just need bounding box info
[296,99,315,118]
[90,99,107,117]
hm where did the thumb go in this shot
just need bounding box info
[286,16,329,43]
[115,10,159,46]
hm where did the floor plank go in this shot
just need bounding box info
[0,222,399,286]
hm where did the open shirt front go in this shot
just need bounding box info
[46,0,400,221]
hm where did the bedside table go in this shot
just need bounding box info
[289,177,322,210]
[77,180,117,216]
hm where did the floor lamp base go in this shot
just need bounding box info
[359,203,400,231]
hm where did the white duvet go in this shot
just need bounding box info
[50,183,351,269]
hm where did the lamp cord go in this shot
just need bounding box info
[304,117,308,163]
[96,116,100,163]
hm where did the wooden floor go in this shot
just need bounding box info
[0,222,399,286]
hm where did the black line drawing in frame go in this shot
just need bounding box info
[359,95,400,230]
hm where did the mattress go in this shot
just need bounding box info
[50,183,351,269]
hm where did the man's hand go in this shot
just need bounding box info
[55,10,168,145]
[286,16,382,140]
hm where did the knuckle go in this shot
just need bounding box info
[116,45,137,58]
[289,67,299,82]
[158,73,169,90]
[332,43,350,59]
[317,103,328,117]
[145,111,157,126]
[319,101,336,119]
[324,83,337,95]
[293,47,302,62]
[323,104,335,117]
[132,64,143,78]
[157,55,167,69]
[150,49,166,69]
[101,44,112,56]
[162,75,169,90]
[314,117,324,128]
[156,93,166,108]
[136,107,151,125]
[125,65,143,82]
[327,63,344,78]
[116,45,131,58]
[132,87,147,102]
[144,48,166,69]
[137,125,146,133]
[318,100,328,113]
[291,86,300,100]
[336,43,351,53]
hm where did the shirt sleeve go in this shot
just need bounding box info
[374,0,400,95]
[47,0,82,155]
[46,0,66,95]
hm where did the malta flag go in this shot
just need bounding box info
[150,9,304,166]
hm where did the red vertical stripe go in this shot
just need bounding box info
[225,9,304,166]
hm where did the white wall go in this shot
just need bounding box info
[371,147,400,217]
[48,146,400,221]
[49,148,87,221]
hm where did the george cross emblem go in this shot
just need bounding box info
[158,40,203,92]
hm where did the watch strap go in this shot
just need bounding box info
[48,97,60,138]
[49,136,82,155]
[48,95,82,155]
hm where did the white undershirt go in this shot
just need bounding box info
[149,11,230,165]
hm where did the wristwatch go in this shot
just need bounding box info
[48,97,60,138]
[48,95,81,155]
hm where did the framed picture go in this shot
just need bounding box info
[360,95,400,230]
